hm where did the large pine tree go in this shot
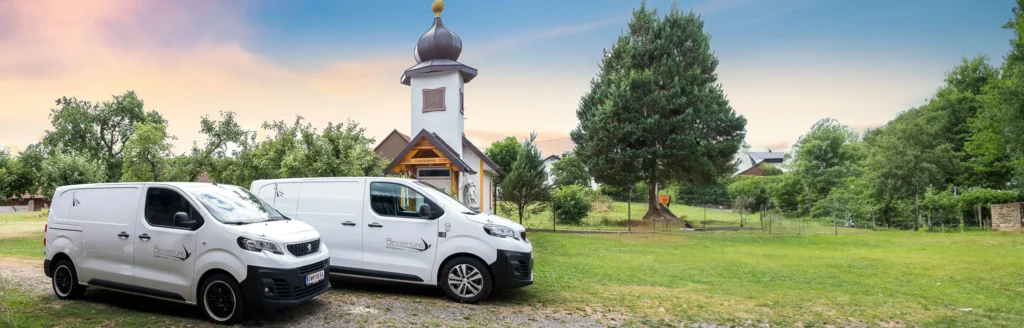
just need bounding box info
[571,3,746,222]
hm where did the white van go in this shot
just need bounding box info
[250,177,532,303]
[43,182,330,324]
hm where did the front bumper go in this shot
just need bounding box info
[239,259,331,311]
[489,250,533,290]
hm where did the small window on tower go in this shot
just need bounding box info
[460,89,464,114]
[423,87,446,112]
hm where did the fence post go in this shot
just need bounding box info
[552,200,556,232]
[702,205,707,231]
[627,190,632,233]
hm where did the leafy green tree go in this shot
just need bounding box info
[551,153,590,188]
[767,173,802,212]
[484,136,521,184]
[40,153,106,198]
[43,91,164,182]
[500,133,551,224]
[572,4,746,221]
[820,177,873,227]
[677,181,730,207]
[864,107,958,229]
[728,176,771,212]
[552,184,593,225]
[121,122,175,182]
[183,111,252,182]
[790,118,864,215]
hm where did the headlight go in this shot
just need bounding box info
[237,237,284,254]
[483,224,521,240]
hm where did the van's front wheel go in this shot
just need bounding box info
[199,274,245,324]
[441,257,492,303]
[51,260,85,299]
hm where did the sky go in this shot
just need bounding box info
[0,0,1016,157]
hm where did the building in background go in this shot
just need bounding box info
[734,150,786,176]
[375,0,502,213]
[2,194,49,213]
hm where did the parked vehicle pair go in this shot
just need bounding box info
[250,177,534,303]
[42,177,534,323]
[43,182,329,324]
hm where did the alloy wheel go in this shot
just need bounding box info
[204,281,236,322]
[53,266,73,297]
[447,264,484,298]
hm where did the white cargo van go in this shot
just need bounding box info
[250,177,532,303]
[43,182,330,324]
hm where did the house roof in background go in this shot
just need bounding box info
[543,154,560,162]
[748,151,786,165]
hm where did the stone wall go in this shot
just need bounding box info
[991,202,1023,232]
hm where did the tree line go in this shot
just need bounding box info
[0,91,386,202]
[718,2,1024,229]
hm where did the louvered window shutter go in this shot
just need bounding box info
[422,87,446,112]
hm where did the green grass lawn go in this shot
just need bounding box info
[3,212,1023,327]
[500,230,1024,327]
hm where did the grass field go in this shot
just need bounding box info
[2,212,1023,327]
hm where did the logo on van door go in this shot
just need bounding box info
[385,238,432,252]
[153,245,192,261]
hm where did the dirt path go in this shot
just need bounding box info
[0,257,615,327]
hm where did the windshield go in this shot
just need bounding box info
[413,181,478,214]
[186,184,284,224]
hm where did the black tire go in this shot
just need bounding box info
[440,257,492,303]
[198,273,245,324]
[51,260,85,299]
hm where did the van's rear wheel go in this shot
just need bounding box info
[441,257,491,303]
[51,260,85,299]
[198,274,245,324]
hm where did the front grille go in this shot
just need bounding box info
[269,277,327,300]
[298,259,328,276]
[294,279,328,299]
[287,239,321,257]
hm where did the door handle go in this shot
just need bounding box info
[138,233,151,241]
[367,222,383,228]
[342,221,356,226]
[117,232,129,239]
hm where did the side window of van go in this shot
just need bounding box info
[145,188,202,229]
[369,183,433,218]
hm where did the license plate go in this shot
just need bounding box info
[305,270,325,286]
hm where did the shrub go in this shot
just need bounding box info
[553,185,593,225]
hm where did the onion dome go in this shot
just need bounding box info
[401,0,477,85]
[414,0,463,63]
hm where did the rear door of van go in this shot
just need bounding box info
[75,186,144,286]
[295,180,365,271]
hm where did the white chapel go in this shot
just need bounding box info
[375,0,503,214]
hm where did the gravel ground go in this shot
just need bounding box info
[0,258,616,327]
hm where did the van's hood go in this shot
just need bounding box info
[465,213,526,231]
[223,219,320,244]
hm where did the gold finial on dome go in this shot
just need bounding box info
[432,0,444,17]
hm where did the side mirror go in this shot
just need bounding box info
[418,203,433,219]
[174,212,197,229]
